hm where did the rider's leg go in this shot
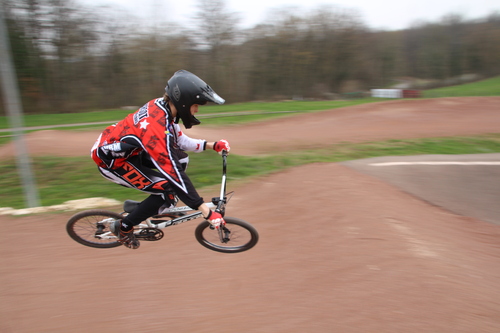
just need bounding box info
[120,194,165,230]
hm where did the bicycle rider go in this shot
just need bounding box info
[91,70,230,249]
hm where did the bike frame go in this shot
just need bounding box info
[141,203,216,229]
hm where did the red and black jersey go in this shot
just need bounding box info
[91,98,206,208]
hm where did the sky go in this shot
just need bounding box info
[80,0,499,30]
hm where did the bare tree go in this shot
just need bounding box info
[190,0,240,97]
[2,0,500,115]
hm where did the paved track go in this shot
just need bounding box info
[342,153,500,225]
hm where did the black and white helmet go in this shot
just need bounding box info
[165,70,225,129]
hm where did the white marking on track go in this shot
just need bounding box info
[370,161,500,166]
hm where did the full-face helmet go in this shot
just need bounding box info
[165,70,225,128]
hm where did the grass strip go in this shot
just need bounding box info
[0,99,378,130]
[423,76,500,98]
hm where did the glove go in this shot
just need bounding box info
[213,139,230,154]
[205,210,225,229]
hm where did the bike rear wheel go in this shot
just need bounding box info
[66,209,123,248]
[195,217,259,253]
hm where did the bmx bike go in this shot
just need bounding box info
[66,152,259,253]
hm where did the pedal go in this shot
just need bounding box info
[152,212,186,219]
[136,228,164,241]
[95,224,105,236]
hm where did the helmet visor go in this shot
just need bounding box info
[198,86,225,105]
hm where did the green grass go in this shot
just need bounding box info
[2,134,500,209]
[423,76,500,98]
[0,99,379,130]
[0,110,131,129]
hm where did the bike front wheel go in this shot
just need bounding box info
[66,209,123,248]
[195,217,259,253]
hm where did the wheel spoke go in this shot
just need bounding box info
[66,210,123,248]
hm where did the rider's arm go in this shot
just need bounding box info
[200,141,228,153]
[174,124,230,154]
[198,203,211,218]
[174,126,206,152]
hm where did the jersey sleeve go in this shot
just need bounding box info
[173,124,206,153]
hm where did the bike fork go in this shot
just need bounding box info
[219,226,231,243]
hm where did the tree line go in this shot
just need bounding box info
[1,0,500,115]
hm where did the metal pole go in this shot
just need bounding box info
[0,2,40,208]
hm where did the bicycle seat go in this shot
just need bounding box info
[123,200,140,213]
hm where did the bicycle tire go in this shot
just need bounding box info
[66,209,123,248]
[194,217,259,253]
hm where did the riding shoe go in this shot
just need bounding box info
[110,220,140,249]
